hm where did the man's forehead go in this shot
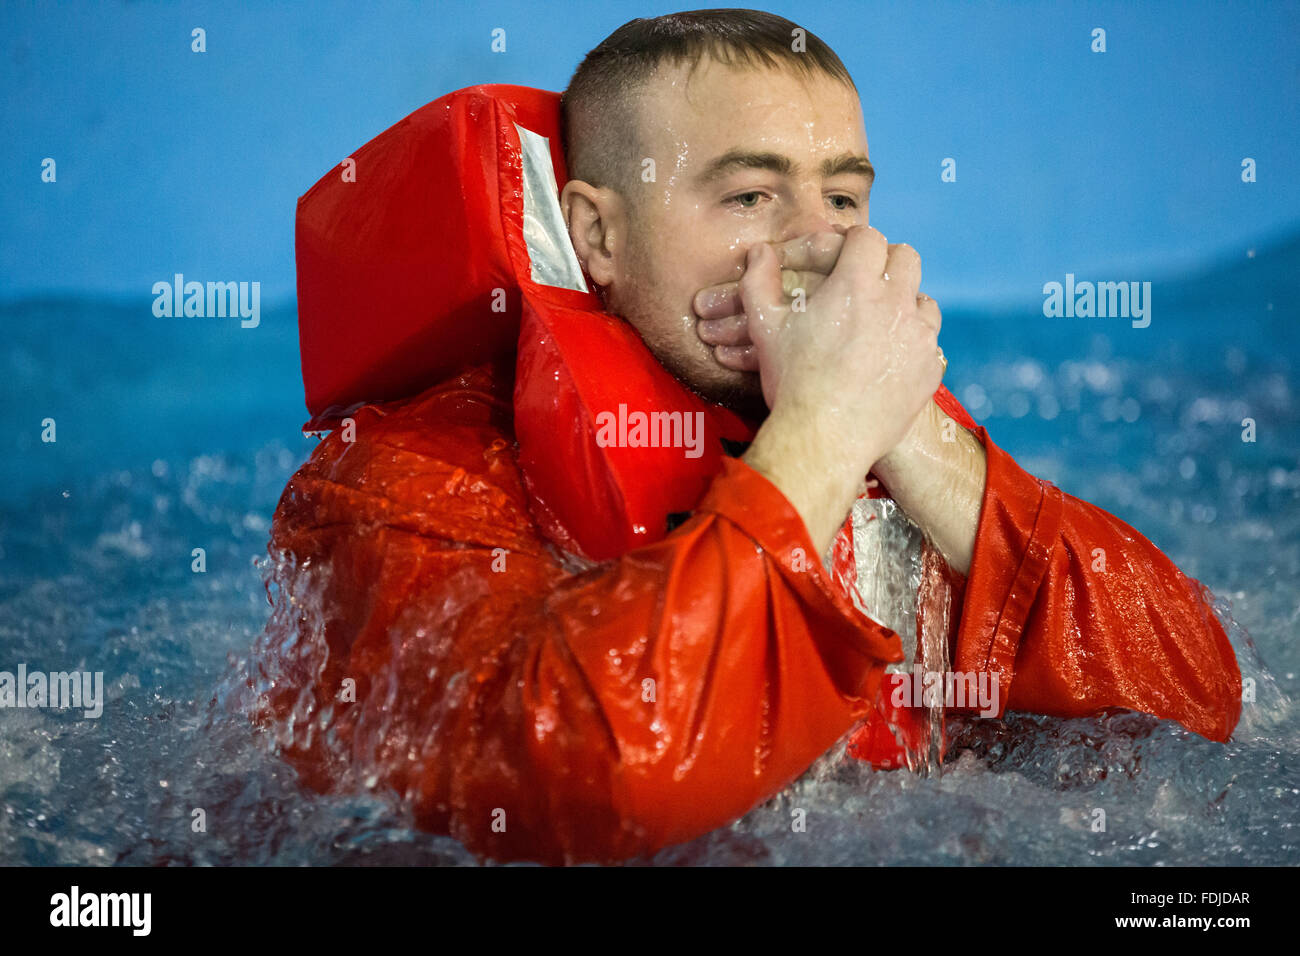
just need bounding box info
[634,57,867,159]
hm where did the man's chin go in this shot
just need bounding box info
[619,313,767,418]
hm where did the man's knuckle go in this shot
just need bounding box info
[812,232,840,261]
[891,243,920,268]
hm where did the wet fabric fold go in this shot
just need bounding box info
[948,424,1242,742]
[262,364,905,864]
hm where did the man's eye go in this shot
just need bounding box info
[726,191,766,209]
[725,192,859,211]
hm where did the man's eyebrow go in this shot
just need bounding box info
[693,149,875,187]
[822,152,875,185]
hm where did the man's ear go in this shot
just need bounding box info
[560,179,627,289]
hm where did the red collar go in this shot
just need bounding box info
[514,292,760,560]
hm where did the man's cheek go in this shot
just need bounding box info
[705,224,755,280]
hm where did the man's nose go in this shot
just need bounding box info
[780,191,843,241]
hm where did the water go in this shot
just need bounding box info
[1,235,1297,865]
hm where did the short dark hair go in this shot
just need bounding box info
[560,9,857,200]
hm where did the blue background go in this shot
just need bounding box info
[3,0,1298,303]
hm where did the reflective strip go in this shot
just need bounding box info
[515,123,589,292]
[851,496,923,666]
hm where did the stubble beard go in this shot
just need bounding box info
[605,254,768,422]
[613,298,767,419]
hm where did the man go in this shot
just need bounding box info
[260,10,1241,864]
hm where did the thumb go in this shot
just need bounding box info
[738,243,785,336]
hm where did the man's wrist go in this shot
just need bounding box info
[746,402,878,490]
[872,400,937,484]
[867,398,988,575]
[744,405,873,554]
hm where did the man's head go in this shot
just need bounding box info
[560,9,873,414]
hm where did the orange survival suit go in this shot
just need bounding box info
[257,85,1242,864]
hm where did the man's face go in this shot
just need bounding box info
[575,56,872,413]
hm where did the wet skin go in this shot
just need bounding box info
[562,56,880,412]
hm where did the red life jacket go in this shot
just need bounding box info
[294,84,976,768]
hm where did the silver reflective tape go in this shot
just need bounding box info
[851,495,923,666]
[515,123,589,292]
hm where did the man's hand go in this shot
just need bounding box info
[694,232,844,371]
[730,226,946,555]
[726,226,944,466]
[694,231,943,380]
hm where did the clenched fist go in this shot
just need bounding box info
[705,226,945,478]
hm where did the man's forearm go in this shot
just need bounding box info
[744,402,883,557]
[871,399,988,576]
